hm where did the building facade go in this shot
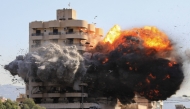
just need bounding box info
[28,8,104,109]
[29,8,103,53]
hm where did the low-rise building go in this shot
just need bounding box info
[16,93,26,103]
[0,96,7,102]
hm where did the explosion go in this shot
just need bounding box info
[103,25,171,52]
[84,25,184,104]
[4,25,184,106]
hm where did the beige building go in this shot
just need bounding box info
[29,8,103,53]
[28,8,104,109]
[16,93,26,103]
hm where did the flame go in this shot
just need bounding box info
[146,78,150,83]
[102,58,109,64]
[168,61,177,67]
[148,89,160,97]
[154,90,159,94]
[122,26,171,51]
[168,62,173,67]
[129,67,133,70]
[103,25,121,44]
[142,26,171,51]
[103,25,172,52]
[149,73,156,79]
[163,74,170,80]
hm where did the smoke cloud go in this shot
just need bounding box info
[4,43,86,86]
[83,34,184,104]
[4,27,184,106]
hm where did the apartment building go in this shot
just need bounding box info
[29,8,103,53]
[27,8,104,109]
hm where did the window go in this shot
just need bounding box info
[67,38,73,44]
[68,29,73,33]
[59,18,65,20]
[53,29,58,33]
[32,40,41,47]
[51,39,58,43]
[36,30,41,33]
[36,30,41,35]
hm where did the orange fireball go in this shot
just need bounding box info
[103,24,121,44]
[103,25,172,52]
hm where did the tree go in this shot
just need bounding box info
[20,98,45,109]
[0,98,45,109]
[22,98,35,109]
[22,104,30,109]
[32,104,46,109]
[0,101,6,109]
[0,99,19,109]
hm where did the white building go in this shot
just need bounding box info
[163,97,190,109]
[0,96,7,102]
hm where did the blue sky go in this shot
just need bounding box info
[0,0,190,97]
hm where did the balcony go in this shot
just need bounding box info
[29,21,43,28]
[30,82,61,86]
[65,43,86,51]
[31,33,44,36]
[30,33,44,39]
[65,20,88,28]
[65,32,88,40]
[48,20,60,27]
[39,103,100,109]
[95,28,104,36]
[31,93,88,98]
[48,32,61,39]
[31,44,41,48]
[88,24,95,32]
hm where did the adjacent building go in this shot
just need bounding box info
[119,94,163,109]
[16,93,26,103]
[0,96,7,102]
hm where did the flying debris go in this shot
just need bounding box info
[4,25,184,106]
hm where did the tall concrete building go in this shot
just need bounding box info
[29,8,103,53]
[28,8,104,109]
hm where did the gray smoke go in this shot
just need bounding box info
[4,43,86,87]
